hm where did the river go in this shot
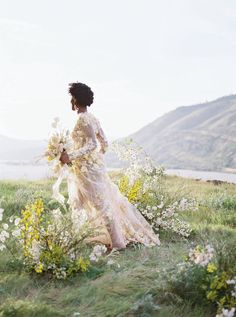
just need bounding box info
[0,162,236,184]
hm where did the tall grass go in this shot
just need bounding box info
[0,175,235,317]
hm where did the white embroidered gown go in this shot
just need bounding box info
[67,111,160,249]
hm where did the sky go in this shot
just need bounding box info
[0,0,236,141]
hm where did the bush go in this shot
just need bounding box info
[167,244,236,316]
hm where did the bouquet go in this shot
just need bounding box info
[44,117,73,205]
[44,117,73,171]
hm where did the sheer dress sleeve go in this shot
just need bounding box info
[96,119,108,154]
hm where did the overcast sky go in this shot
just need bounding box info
[0,0,236,141]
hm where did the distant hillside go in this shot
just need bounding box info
[129,95,236,172]
[2,95,236,172]
[0,135,46,163]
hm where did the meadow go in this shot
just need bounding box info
[0,174,235,317]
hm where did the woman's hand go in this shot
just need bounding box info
[60,151,71,164]
[99,148,106,154]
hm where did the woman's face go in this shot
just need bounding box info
[71,96,77,111]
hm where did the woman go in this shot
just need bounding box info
[60,82,160,249]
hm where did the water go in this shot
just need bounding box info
[166,169,236,184]
[0,163,52,180]
[0,162,236,184]
[0,163,117,180]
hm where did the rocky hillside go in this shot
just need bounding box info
[129,95,236,172]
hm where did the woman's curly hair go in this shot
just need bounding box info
[68,82,94,107]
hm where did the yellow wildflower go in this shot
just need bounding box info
[128,179,142,203]
[35,262,44,273]
[207,263,217,273]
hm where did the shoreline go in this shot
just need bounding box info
[0,162,236,184]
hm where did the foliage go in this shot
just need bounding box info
[0,139,236,316]
[1,175,235,316]
[0,199,93,279]
[205,192,236,211]
[112,138,196,238]
[167,244,236,317]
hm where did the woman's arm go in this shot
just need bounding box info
[96,120,108,154]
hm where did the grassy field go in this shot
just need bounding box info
[0,175,236,317]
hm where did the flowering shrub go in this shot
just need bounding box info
[112,138,195,237]
[0,199,93,279]
[0,207,21,253]
[167,244,236,317]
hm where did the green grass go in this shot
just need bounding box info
[0,175,235,317]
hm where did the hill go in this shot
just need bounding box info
[130,95,236,172]
[0,135,46,163]
[2,95,236,172]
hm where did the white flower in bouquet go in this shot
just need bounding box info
[51,117,60,128]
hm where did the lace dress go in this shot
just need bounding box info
[67,111,160,249]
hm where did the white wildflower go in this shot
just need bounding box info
[222,308,235,317]
[0,244,6,251]
[0,234,6,243]
[14,218,20,226]
[89,244,107,262]
[189,245,214,267]
[1,230,9,239]
[12,228,21,238]
[71,208,88,231]
[29,239,41,262]
[157,202,164,209]
[227,279,236,285]
[3,223,8,230]
[51,208,63,222]
[0,208,4,222]
[107,259,115,266]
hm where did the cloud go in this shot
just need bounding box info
[0,18,54,47]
